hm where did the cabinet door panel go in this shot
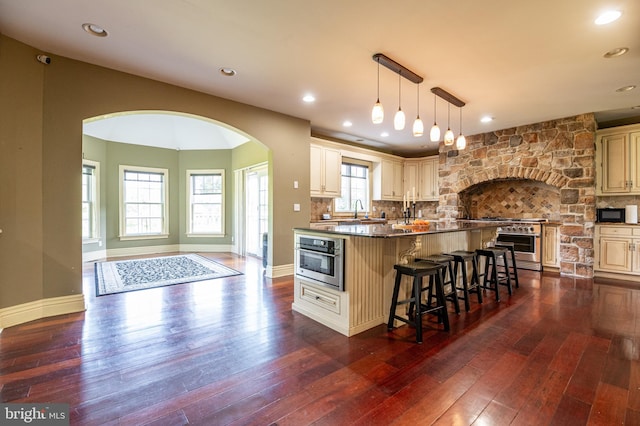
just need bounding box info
[322,148,342,196]
[600,133,629,193]
[310,145,323,194]
[420,157,439,201]
[631,132,640,193]
[599,237,632,272]
[542,226,558,267]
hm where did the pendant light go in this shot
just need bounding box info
[394,71,405,130]
[429,93,440,142]
[444,102,454,145]
[371,56,384,124]
[412,83,424,137]
[456,106,466,150]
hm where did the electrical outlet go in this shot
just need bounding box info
[391,207,396,212]
[372,206,377,212]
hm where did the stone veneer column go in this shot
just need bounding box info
[436,114,596,278]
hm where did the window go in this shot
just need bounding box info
[335,160,370,213]
[119,165,169,239]
[82,160,100,241]
[187,170,224,236]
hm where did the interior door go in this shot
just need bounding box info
[245,165,268,258]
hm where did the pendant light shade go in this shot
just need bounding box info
[456,107,466,150]
[413,83,423,137]
[429,93,440,141]
[394,109,406,131]
[413,117,424,137]
[372,101,384,124]
[443,102,454,145]
[372,57,384,124]
[456,134,467,150]
[394,71,405,130]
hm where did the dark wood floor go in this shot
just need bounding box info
[1,253,639,425]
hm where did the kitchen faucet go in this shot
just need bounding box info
[354,199,364,219]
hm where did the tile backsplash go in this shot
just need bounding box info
[310,198,437,222]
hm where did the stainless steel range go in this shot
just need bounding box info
[477,217,547,271]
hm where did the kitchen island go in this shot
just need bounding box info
[292,221,500,337]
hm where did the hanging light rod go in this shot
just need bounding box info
[372,53,423,84]
[431,87,465,108]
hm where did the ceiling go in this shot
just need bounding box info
[83,112,250,151]
[1,0,639,156]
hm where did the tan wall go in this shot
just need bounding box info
[0,36,45,306]
[0,34,310,309]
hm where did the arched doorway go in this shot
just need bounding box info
[81,110,269,267]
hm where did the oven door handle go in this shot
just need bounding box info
[295,247,340,257]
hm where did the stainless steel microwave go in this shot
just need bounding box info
[596,208,625,223]
[295,234,345,291]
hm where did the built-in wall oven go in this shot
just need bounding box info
[295,234,345,291]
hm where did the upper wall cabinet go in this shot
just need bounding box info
[372,158,403,201]
[310,142,341,197]
[403,156,439,201]
[596,124,640,195]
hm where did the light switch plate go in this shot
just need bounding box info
[293,203,300,211]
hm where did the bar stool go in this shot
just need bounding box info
[387,261,450,343]
[495,242,519,288]
[445,250,483,311]
[417,254,460,315]
[476,247,512,302]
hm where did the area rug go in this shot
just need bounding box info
[95,254,242,296]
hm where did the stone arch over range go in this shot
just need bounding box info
[436,114,597,277]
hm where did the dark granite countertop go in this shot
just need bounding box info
[294,221,500,238]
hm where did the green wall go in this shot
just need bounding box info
[0,34,310,311]
[82,136,269,253]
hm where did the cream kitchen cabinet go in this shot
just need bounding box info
[420,156,439,201]
[373,158,403,201]
[542,224,560,269]
[596,124,640,195]
[310,143,341,197]
[403,156,439,201]
[595,225,640,278]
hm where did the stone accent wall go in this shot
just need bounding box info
[438,114,597,278]
[459,179,561,219]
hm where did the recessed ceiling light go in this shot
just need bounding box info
[219,68,236,77]
[82,23,108,37]
[480,116,494,123]
[603,47,629,58]
[595,10,622,25]
[342,120,353,127]
[302,94,315,103]
[380,132,389,137]
[616,85,636,92]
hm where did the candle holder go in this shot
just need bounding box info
[403,203,417,224]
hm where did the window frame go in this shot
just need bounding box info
[334,158,372,215]
[82,160,100,243]
[186,169,225,237]
[118,165,169,240]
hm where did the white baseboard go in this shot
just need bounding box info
[268,263,294,278]
[83,249,107,262]
[0,294,86,331]
[83,244,235,261]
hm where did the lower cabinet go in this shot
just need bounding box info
[292,277,350,335]
[542,224,560,269]
[595,225,640,278]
